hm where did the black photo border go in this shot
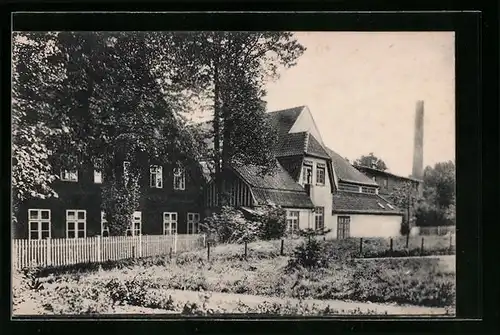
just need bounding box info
[1,1,497,334]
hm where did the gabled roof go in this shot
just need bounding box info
[230,161,314,209]
[306,133,330,159]
[267,106,305,141]
[274,132,308,157]
[231,162,305,192]
[353,164,423,183]
[332,191,403,215]
[325,147,379,187]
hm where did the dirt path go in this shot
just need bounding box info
[157,289,454,316]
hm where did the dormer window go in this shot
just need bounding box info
[316,163,326,186]
[150,165,163,188]
[302,162,313,185]
[173,166,186,190]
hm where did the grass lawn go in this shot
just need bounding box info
[12,238,456,316]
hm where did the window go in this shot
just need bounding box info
[66,210,86,238]
[163,212,178,235]
[123,161,130,183]
[337,216,350,239]
[94,159,103,183]
[314,207,324,231]
[361,186,377,194]
[94,170,102,183]
[383,178,389,188]
[150,165,163,188]
[126,211,142,236]
[338,183,361,192]
[101,211,110,237]
[302,164,313,185]
[28,209,51,240]
[187,212,200,234]
[286,211,300,234]
[316,163,326,186]
[173,167,186,190]
[60,169,78,182]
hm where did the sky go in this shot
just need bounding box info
[265,32,455,177]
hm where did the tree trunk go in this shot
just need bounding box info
[213,58,223,207]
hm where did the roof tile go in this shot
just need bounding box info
[332,191,403,215]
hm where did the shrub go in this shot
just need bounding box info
[201,206,261,244]
[287,238,329,271]
[253,206,287,240]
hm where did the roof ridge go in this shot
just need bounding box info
[303,132,310,153]
[267,105,307,114]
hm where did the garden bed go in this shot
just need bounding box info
[13,239,456,315]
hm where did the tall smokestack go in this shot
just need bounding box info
[412,100,424,180]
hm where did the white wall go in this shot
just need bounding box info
[289,107,325,145]
[298,156,334,232]
[328,214,403,239]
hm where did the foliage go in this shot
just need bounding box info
[353,152,388,171]
[201,206,262,244]
[414,161,456,227]
[251,206,287,240]
[11,33,66,209]
[182,32,306,202]
[287,228,332,270]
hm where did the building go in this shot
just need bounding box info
[202,105,404,238]
[353,100,425,198]
[14,158,207,240]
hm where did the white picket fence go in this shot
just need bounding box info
[417,226,456,236]
[12,234,206,270]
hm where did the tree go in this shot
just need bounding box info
[12,32,206,234]
[178,32,306,205]
[388,181,421,234]
[413,161,456,227]
[11,32,69,220]
[353,153,388,171]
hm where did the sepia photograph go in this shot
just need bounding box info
[12,30,456,317]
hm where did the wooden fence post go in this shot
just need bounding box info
[132,246,136,259]
[169,247,172,260]
[389,238,393,254]
[174,234,178,253]
[207,242,211,261]
[203,234,206,248]
[280,239,284,256]
[244,241,248,260]
[420,237,424,255]
[46,238,51,267]
[359,238,363,255]
[406,231,410,248]
[97,236,102,263]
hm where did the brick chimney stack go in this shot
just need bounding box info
[412,100,424,180]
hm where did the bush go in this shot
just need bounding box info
[201,206,261,244]
[287,238,329,271]
[254,206,287,240]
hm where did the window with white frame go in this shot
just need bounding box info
[187,212,200,234]
[163,212,178,235]
[286,210,300,234]
[150,165,163,188]
[28,209,51,240]
[173,167,186,190]
[314,207,325,231]
[94,159,103,183]
[316,163,326,186]
[61,169,78,182]
[337,216,350,240]
[101,211,109,237]
[302,163,313,185]
[126,211,142,236]
[66,210,86,238]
